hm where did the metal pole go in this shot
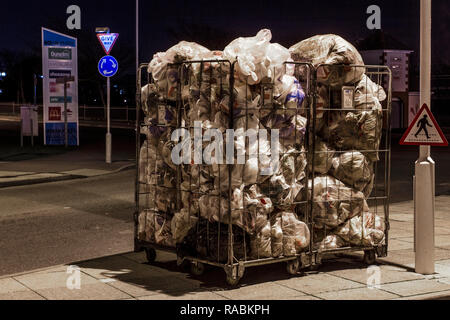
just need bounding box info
[30,118,34,147]
[415,0,435,275]
[20,119,23,148]
[33,74,37,106]
[106,77,112,164]
[64,79,68,148]
[136,0,139,74]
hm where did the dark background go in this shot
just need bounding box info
[1,0,449,122]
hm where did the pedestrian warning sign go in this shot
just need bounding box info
[400,104,448,146]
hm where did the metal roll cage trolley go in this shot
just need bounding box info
[135,59,392,286]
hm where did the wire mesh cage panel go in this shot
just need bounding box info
[309,64,391,264]
[135,63,181,259]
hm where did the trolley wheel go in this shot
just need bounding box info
[145,248,157,263]
[190,262,205,276]
[286,260,300,275]
[364,250,377,265]
[226,276,241,287]
[177,257,191,271]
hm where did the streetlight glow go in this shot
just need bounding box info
[95,27,110,34]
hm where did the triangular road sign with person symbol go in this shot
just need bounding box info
[400,104,448,146]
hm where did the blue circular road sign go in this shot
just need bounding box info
[98,55,119,78]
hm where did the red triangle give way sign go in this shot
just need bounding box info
[400,104,448,146]
[97,33,119,55]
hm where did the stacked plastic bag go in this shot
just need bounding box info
[138,31,386,259]
[289,35,386,250]
[289,34,365,87]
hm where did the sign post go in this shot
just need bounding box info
[107,77,111,164]
[97,33,119,164]
[56,76,75,148]
[98,54,119,164]
[401,0,447,275]
[417,0,434,275]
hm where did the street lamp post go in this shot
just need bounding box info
[415,0,435,275]
[136,0,139,73]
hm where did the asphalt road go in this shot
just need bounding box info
[0,170,135,277]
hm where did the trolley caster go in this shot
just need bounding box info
[364,250,377,265]
[145,248,157,263]
[286,260,300,275]
[226,276,241,287]
[190,262,205,276]
[177,257,191,271]
[309,264,321,272]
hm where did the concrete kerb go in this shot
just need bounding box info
[0,174,84,189]
[0,264,68,280]
[0,252,136,281]
[0,162,135,189]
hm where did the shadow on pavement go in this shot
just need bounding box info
[70,250,388,297]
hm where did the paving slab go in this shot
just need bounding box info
[434,263,450,278]
[215,282,305,300]
[0,290,45,300]
[138,290,227,300]
[436,277,450,285]
[123,250,177,264]
[436,226,450,236]
[392,290,450,300]
[277,273,364,295]
[390,213,414,222]
[122,252,148,264]
[0,277,44,301]
[435,235,450,247]
[436,259,450,266]
[36,282,131,300]
[77,255,163,281]
[0,278,30,294]
[400,235,450,247]
[388,239,415,251]
[380,279,450,297]
[107,276,200,298]
[380,248,450,266]
[328,265,425,285]
[317,287,399,300]
[389,229,415,239]
[289,295,322,300]
[14,269,99,291]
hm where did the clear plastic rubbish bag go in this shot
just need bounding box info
[290,34,365,86]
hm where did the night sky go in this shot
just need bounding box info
[1,0,449,68]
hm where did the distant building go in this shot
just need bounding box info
[360,49,415,129]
